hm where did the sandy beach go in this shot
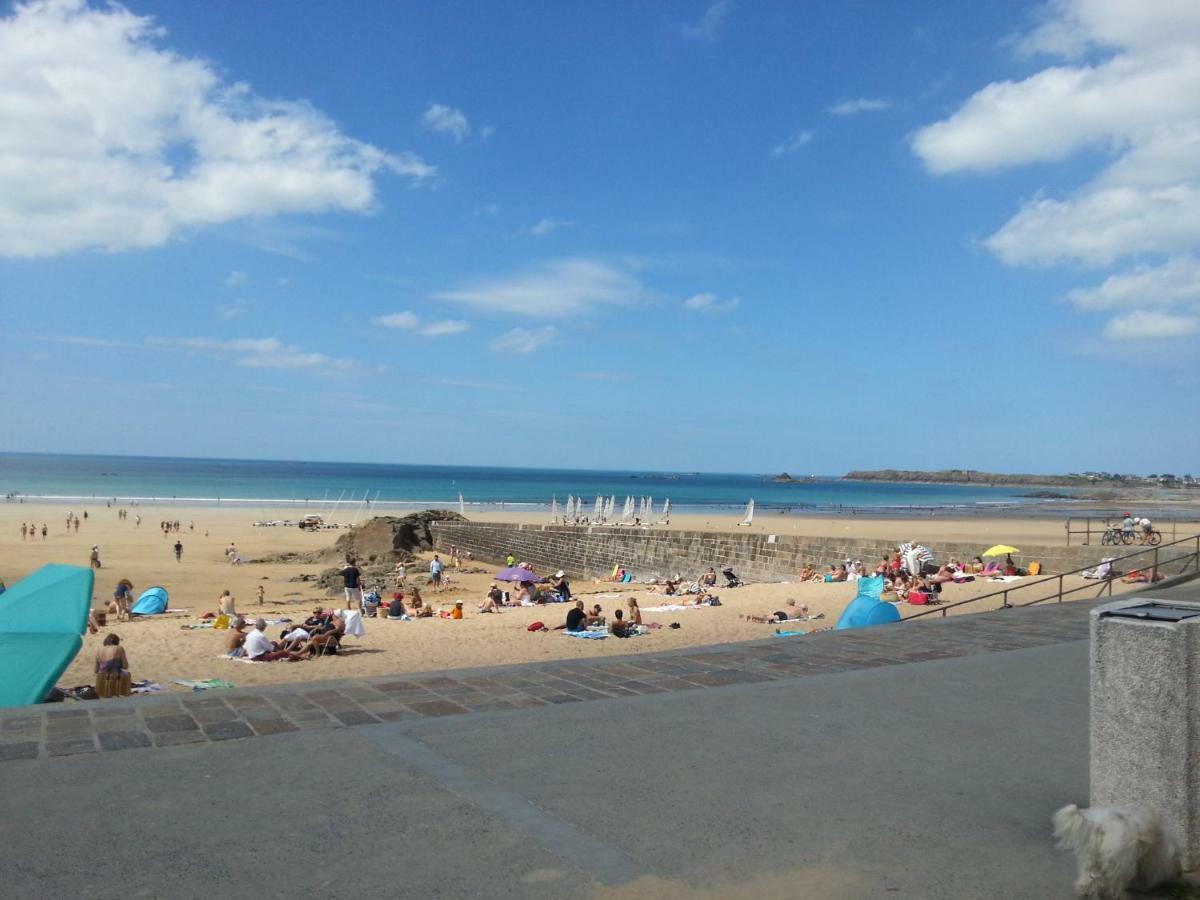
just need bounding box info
[2,502,1186,695]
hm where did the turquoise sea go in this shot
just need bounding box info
[0,452,1076,516]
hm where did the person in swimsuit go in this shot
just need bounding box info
[610,609,630,637]
[95,633,129,675]
[743,600,816,624]
[626,597,642,626]
[226,618,248,656]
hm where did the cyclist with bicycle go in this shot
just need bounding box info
[1121,512,1135,539]
[1140,517,1154,542]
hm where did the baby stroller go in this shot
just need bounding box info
[722,567,743,588]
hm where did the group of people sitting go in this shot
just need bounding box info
[477,570,574,611]
[649,566,741,597]
[551,597,645,638]
[225,608,352,662]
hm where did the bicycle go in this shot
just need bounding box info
[1140,530,1162,547]
[1100,526,1131,546]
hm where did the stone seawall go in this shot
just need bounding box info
[431,522,1177,582]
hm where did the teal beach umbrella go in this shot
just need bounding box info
[0,564,93,707]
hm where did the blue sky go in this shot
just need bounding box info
[1,0,1197,474]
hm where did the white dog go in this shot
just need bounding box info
[1052,803,1179,899]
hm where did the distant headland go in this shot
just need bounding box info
[842,469,1198,490]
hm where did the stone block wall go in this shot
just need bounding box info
[431,521,1180,582]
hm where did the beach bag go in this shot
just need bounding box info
[527,621,545,632]
[908,592,929,605]
[1027,561,1042,576]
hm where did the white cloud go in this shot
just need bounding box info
[528,217,575,237]
[480,125,495,140]
[373,311,420,330]
[681,0,731,42]
[217,299,249,320]
[436,258,646,318]
[683,292,740,313]
[491,326,558,355]
[422,102,470,142]
[1066,256,1200,310]
[474,203,501,217]
[1103,310,1200,340]
[0,0,434,259]
[829,97,891,116]
[224,271,247,288]
[372,311,470,338]
[419,319,471,337]
[147,336,351,369]
[913,0,1200,342]
[770,130,813,157]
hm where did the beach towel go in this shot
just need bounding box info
[986,575,1023,583]
[772,630,805,637]
[339,610,366,638]
[175,678,235,690]
[130,681,164,693]
[564,630,607,639]
[221,654,262,664]
[643,604,703,612]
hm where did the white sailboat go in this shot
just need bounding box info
[592,495,603,521]
[738,498,755,527]
[660,498,671,524]
[550,496,559,523]
[458,492,465,515]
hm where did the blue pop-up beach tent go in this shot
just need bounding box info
[131,586,169,615]
[835,575,901,630]
[0,564,93,707]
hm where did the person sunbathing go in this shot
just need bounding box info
[294,631,340,658]
[479,584,504,613]
[409,591,434,618]
[95,633,129,675]
[626,597,642,626]
[586,604,605,626]
[700,567,718,588]
[744,600,819,624]
[798,564,816,582]
[243,619,301,662]
[226,618,248,656]
[830,565,848,583]
[610,609,630,638]
[217,589,238,620]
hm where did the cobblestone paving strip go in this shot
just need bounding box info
[0,601,1098,762]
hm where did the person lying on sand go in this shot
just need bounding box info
[744,600,823,624]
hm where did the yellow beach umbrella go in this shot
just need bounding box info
[982,544,1020,557]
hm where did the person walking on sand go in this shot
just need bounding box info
[174,539,183,562]
[90,545,102,568]
[41,523,48,539]
[20,523,26,540]
[256,585,265,606]
[341,558,363,611]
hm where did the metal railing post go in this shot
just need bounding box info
[1058,573,1064,603]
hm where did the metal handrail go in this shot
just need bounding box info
[903,533,1200,620]
[1065,516,1179,546]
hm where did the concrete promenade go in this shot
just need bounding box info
[0,600,1107,898]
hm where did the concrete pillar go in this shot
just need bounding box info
[1090,598,1200,872]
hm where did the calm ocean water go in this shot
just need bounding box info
[0,452,1062,515]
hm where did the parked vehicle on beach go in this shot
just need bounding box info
[298,515,324,531]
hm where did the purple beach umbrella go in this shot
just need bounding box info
[495,566,539,582]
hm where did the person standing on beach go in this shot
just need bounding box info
[429,554,444,591]
[506,552,516,568]
[20,523,26,540]
[41,523,47,539]
[341,558,363,611]
[256,585,265,606]
[90,545,101,568]
[174,539,183,562]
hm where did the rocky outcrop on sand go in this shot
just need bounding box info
[315,509,467,594]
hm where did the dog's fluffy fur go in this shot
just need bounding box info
[1052,803,1179,899]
